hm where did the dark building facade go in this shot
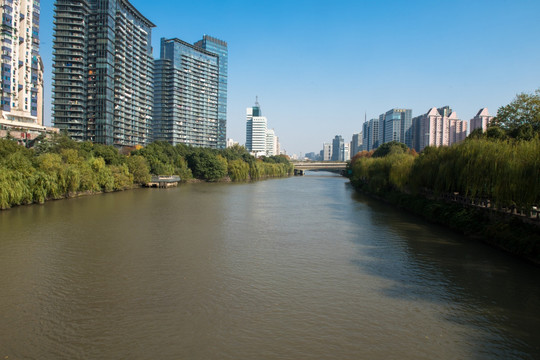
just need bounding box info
[53,0,154,146]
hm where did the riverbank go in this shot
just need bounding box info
[0,136,294,210]
[0,172,294,210]
[352,186,540,265]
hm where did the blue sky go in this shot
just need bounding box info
[40,0,540,155]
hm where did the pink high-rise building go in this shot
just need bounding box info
[413,107,468,152]
[470,108,494,133]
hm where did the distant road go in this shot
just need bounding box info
[291,162,347,171]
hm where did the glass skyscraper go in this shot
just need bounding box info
[152,38,219,147]
[381,108,413,148]
[194,35,228,149]
[332,135,344,161]
[53,0,155,146]
[52,0,90,141]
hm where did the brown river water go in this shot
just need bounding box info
[1,172,539,359]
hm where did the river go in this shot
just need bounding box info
[1,172,539,359]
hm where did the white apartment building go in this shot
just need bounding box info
[351,132,363,157]
[322,143,332,161]
[274,136,280,156]
[0,0,44,130]
[266,128,276,156]
[246,99,280,157]
[250,116,267,156]
[343,142,350,161]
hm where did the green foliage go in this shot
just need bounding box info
[221,144,253,164]
[0,167,31,208]
[1,137,292,209]
[173,155,193,181]
[127,155,152,184]
[228,159,250,181]
[351,137,540,213]
[91,144,124,165]
[0,138,25,158]
[133,141,179,176]
[260,154,291,164]
[486,126,508,140]
[89,157,114,192]
[467,128,485,140]
[111,164,134,190]
[187,150,228,181]
[492,89,540,135]
[372,141,409,158]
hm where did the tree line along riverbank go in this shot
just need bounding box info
[348,89,540,263]
[347,138,540,264]
[0,136,293,210]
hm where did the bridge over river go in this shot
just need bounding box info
[291,161,347,175]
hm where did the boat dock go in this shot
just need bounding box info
[146,175,181,188]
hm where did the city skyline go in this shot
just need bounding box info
[40,0,540,155]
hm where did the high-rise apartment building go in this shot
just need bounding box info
[53,0,155,146]
[470,108,493,133]
[362,118,380,151]
[274,136,281,156]
[245,99,267,157]
[321,142,332,161]
[343,142,350,161]
[381,108,413,148]
[52,0,89,141]
[266,128,276,156]
[412,107,467,152]
[0,0,43,128]
[331,135,344,161]
[351,132,363,157]
[194,35,227,149]
[153,38,219,147]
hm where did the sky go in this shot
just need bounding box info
[40,0,540,156]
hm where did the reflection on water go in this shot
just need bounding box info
[0,174,539,359]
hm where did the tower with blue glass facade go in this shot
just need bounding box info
[194,35,228,149]
[381,108,413,148]
[153,38,219,147]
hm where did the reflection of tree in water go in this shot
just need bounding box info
[350,191,540,359]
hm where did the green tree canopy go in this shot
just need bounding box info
[492,89,540,136]
[372,141,409,158]
[186,150,228,181]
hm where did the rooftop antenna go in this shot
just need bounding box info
[255,95,259,107]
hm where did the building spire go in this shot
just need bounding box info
[255,95,259,107]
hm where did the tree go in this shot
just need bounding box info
[372,141,408,158]
[126,155,151,184]
[187,150,227,181]
[0,138,24,158]
[492,89,540,136]
[467,128,485,140]
[486,126,507,140]
[91,144,124,165]
[221,144,251,162]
